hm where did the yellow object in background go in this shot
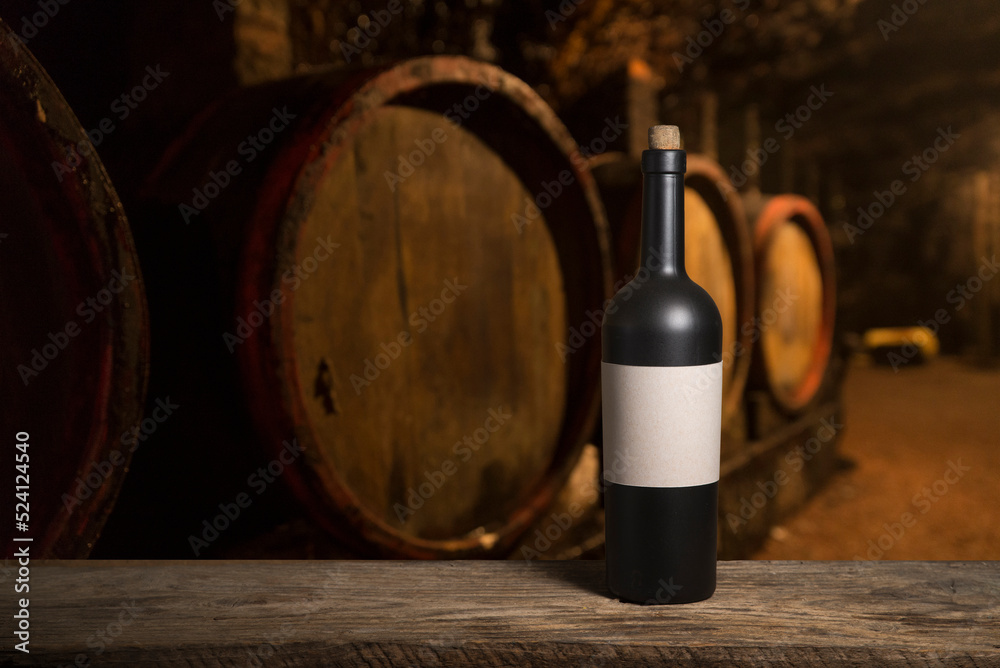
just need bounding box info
[863,326,941,362]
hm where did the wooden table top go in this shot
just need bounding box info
[5,560,999,666]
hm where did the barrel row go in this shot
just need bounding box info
[6,42,616,558]
[3,13,835,559]
[137,57,613,560]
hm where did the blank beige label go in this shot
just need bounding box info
[602,361,722,488]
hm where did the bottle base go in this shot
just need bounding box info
[605,480,718,605]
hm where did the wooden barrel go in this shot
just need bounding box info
[0,23,149,557]
[746,194,836,413]
[593,153,754,425]
[139,57,612,558]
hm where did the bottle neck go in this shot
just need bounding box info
[640,170,685,277]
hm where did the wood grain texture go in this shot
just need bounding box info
[293,105,567,541]
[746,194,837,415]
[7,561,998,666]
[758,220,823,398]
[685,186,737,398]
[139,56,613,559]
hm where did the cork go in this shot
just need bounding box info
[648,125,681,150]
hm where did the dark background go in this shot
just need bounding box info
[3,0,998,560]
[4,0,998,351]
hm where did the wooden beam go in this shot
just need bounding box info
[10,560,999,665]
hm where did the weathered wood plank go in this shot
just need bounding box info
[4,561,999,666]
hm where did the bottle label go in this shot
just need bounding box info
[601,361,722,488]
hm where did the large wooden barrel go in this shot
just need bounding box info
[0,23,149,557]
[746,194,836,413]
[593,153,755,426]
[138,57,612,558]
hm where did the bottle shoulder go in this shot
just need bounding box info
[602,274,722,366]
[605,274,722,327]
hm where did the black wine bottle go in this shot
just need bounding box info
[601,125,723,604]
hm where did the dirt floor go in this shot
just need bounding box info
[753,356,1000,560]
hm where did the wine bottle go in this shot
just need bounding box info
[601,125,723,604]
